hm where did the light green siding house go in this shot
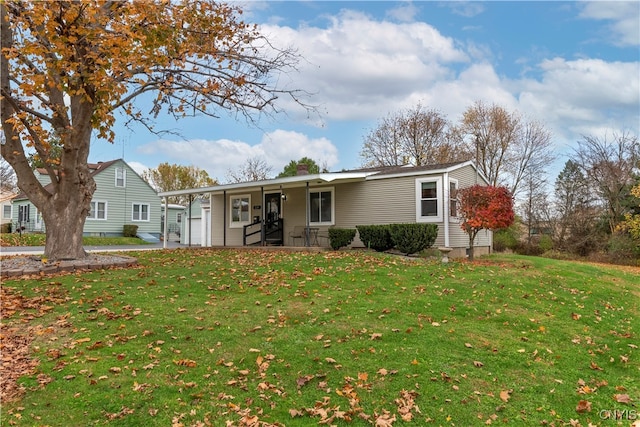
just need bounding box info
[161,203,185,242]
[12,159,161,238]
[159,161,493,258]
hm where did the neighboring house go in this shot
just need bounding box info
[161,203,185,242]
[1,190,16,231]
[159,161,492,257]
[179,196,211,246]
[12,159,161,239]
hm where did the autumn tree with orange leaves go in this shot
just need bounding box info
[1,0,312,260]
[457,185,515,260]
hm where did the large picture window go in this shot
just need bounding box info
[309,188,333,225]
[415,177,442,222]
[88,201,107,220]
[230,195,251,227]
[132,203,150,221]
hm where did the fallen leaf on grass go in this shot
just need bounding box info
[589,361,603,371]
[499,390,511,402]
[173,359,197,367]
[614,394,632,404]
[576,400,592,413]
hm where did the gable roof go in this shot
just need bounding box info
[158,160,484,198]
[0,191,17,203]
[34,159,121,178]
[13,159,145,201]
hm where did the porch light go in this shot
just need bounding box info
[281,194,287,201]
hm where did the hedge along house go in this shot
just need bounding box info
[158,161,492,258]
[12,159,162,240]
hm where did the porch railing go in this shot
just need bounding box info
[243,218,284,246]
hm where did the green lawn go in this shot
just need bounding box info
[1,249,638,426]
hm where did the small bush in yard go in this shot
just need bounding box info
[328,228,356,250]
[123,224,138,237]
[493,227,519,252]
[389,223,438,255]
[356,224,394,252]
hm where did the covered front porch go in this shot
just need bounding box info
[158,170,372,249]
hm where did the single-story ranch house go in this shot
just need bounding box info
[160,161,492,258]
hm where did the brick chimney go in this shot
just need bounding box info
[296,163,309,175]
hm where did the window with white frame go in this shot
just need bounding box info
[230,195,250,227]
[87,201,107,220]
[309,187,334,225]
[2,204,11,219]
[449,179,458,217]
[415,177,442,222]
[132,203,150,221]
[115,167,126,187]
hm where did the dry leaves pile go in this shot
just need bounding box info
[0,285,68,401]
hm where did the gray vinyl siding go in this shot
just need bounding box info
[211,194,225,246]
[85,161,161,236]
[449,164,492,249]
[335,177,415,227]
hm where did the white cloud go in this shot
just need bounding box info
[443,1,485,18]
[579,1,640,46]
[386,2,420,23]
[126,161,150,177]
[136,130,339,179]
[262,10,469,121]
[517,58,640,139]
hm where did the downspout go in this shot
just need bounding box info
[223,191,227,246]
[305,181,310,247]
[443,172,450,248]
[163,196,169,249]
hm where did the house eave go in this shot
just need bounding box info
[157,172,374,198]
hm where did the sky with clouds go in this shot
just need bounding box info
[89,1,640,183]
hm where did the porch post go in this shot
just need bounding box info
[261,186,265,246]
[163,196,169,249]
[305,181,310,247]
[188,194,193,247]
[443,172,450,248]
[223,191,227,246]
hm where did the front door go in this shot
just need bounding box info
[265,193,281,225]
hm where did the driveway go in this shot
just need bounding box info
[0,241,190,257]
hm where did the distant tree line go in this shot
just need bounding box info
[360,101,639,264]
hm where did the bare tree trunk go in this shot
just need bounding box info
[468,232,477,261]
[42,199,89,260]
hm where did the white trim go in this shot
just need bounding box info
[132,202,150,222]
[229,194,251,228]
[87,200,108,220]
[415,177,443,223]
[309,186,335,226]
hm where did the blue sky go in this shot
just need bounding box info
[89,1,640,183]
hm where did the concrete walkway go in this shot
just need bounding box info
[0,241,189,257]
